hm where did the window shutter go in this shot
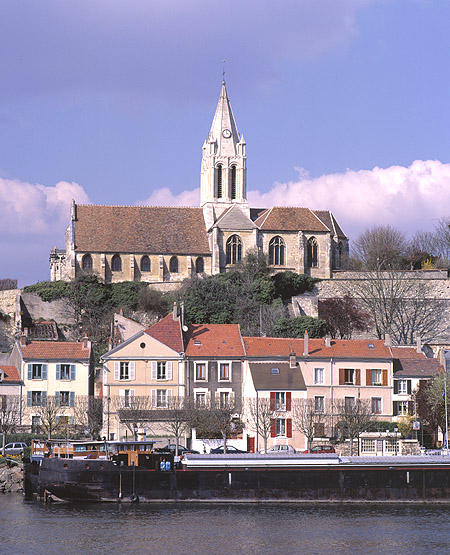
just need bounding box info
[42,391,47,406]
[407,380,412,394]
[382,369,388,386]
[270,392,276,411]
[287,418,292,438]
[167,389,173,403]
[408,401,414,415]
[70,392,75,407]
[215,391,220,404]
[151,361,157,380]
[27,391,32,407]
[56,364,61,380]
[355,369,361,386]
[393,401,398,416]
[393,380,398,394]
[339,369,345,385]
[130,389,135,400]
[28,365,32,380]
[151,389,157,407]
[366,370,371,386]
[55,391,60,406]
[70,365,76,380]
[129,361,136,381]
[230,391,235,404]
[286,392,292,412]
[270,418,276,438]
[69,416,74,425]
[114,362,120,380]
[167,361,173,380]
[42,364,47,380]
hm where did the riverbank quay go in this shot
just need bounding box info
[0,460,23,493]
[26,454,450,503]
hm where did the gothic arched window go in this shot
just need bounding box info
[82,254,93,271]
[111,254,122,272]
[140,255,151,272]
[195,257,204,273]
[216,164,223,198]
[169,256,179,273]
[307,238,318,268]
[338,242,343,268]
[230,165,237,200]
[269,236,285,266]
[226,235,242,265]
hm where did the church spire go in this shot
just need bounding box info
[208,80,240,158]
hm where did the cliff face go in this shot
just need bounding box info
[0,463,23,493]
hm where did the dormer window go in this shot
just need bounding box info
[271,367,280,374]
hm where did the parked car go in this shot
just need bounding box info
[210,445,247,454]
[155,444,199,455]
[302,445,335,454]
[261,445,296,454]
[2,442,27,456]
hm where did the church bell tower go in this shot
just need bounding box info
[201,80,247,226]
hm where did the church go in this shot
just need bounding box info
[50,81,348,284]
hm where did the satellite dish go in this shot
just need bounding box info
[182,325,188,332]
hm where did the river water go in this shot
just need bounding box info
[1,494,450,555]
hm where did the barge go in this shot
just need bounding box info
[26,450,450,503]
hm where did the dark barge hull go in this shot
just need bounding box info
[27,455,450,503]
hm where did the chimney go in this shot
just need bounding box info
[289,349,297,368]
[172,302,178,321]
[108,337,113,351]
[19,331,27,347]
[325,337,331,348]
[81,334,90,350]
[416,335,422,354]
[303,330,309,357]
[384,333,392,348]
[120,308,123,316]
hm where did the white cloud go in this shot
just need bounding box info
[248,160,450,239]
[138,187,199,207]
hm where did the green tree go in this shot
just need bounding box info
[272,271,318,299]
[273,316,326,338]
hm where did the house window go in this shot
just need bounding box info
[361,439,376,454]
[30,364,44,380]
[398,379,408,394]
[195,363,206,381]
[219,363,230,381]
[371,397,382,415]
[60,364,71,380]
[269,236,285,266]
[371,369,382,385]
[219,391,231,409]
[307,237,318,268]
[120,362,129,381]
[344,369,355,385]
[314,368,324,385]
[59,391,71,407]
[195,257,204,273]
[82,254,93,271]
[314,423,325,437]
[216,164,223,198]
[398,400,408,416]
[157,362,167,380]
[275,392,286,411]
[315,396,325,414]
[344,396,355,411]
[195,392,206,408]
[169,256,178,273]
[230,165,237,199]
[30,391,45,407]
[140,255,151,272]
[156,390,167,408]
[57,415,70,429]
[124,389,134,408]
[31,415,41,434]
[276,419,286,437]
[111,254,122,272]
[226,235,242,265]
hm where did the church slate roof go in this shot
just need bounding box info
[313,210,347,239]
[253,207,330,232]
[214,204,256,231]
[74,205,211,255]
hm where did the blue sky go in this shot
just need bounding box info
[2,0,450,286]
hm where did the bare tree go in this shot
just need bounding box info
[291,398,328,452]
[113,395,153,440]
[0,395,21,455]
[318,295,370,339]
[157,396,191,456]
[72,395,104,439]
[245,397,277,453]
[334,399,373,456]
[342,269,446,344]
[26,395,67,440]
[352,225,408,270]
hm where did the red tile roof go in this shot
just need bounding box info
[144,314,184,353]
[185,324,244,357]
[0,365,21,383]
[20,341,91,360]
[74,205,211,254]
[391,347,426,359]
[243,337,391,359]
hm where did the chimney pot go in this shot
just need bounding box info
[303,330,309,357]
